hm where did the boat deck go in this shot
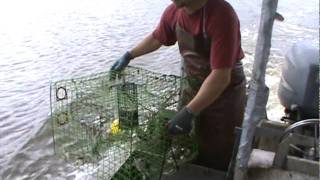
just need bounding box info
[162,164,226,180]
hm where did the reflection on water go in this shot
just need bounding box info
[0,0,318,179]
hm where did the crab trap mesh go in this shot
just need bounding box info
[50,67,197,180]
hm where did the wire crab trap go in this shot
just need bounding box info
[50,66,196,180]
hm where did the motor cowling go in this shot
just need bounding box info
[278,41,319,120]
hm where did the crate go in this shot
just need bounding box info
[50,67,196,179]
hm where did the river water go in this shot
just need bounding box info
[0,0,318,179]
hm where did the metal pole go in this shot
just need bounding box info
[234,0,279,179]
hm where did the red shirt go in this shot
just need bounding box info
[152,0,244,69]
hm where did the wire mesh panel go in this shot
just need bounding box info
[50,66,196,179]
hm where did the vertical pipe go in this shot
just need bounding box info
[234,0,279,179]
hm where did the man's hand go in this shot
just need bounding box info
[167,107,195,135]
[109,34,161,78]
[109,52,134,79]
[110,51,134,71]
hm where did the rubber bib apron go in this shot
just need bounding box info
[176,7,246,171]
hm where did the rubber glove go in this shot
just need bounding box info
[167,107,195,135]
[110,51,134,71]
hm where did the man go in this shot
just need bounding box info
[110,0,246,171]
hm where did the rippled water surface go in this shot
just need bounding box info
[0,0,318,179]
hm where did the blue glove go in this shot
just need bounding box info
[167,107,195,135]
[110,51,134,71]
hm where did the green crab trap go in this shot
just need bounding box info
[50,66,197,180]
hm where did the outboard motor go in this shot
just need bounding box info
[278,41,319,122]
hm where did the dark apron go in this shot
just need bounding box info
[176,7,246,171]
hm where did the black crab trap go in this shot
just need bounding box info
[50,66,196,180]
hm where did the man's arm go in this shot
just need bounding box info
[187,68,232,113]
[129,34,162,58]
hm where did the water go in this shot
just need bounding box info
[0,0,318,179]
